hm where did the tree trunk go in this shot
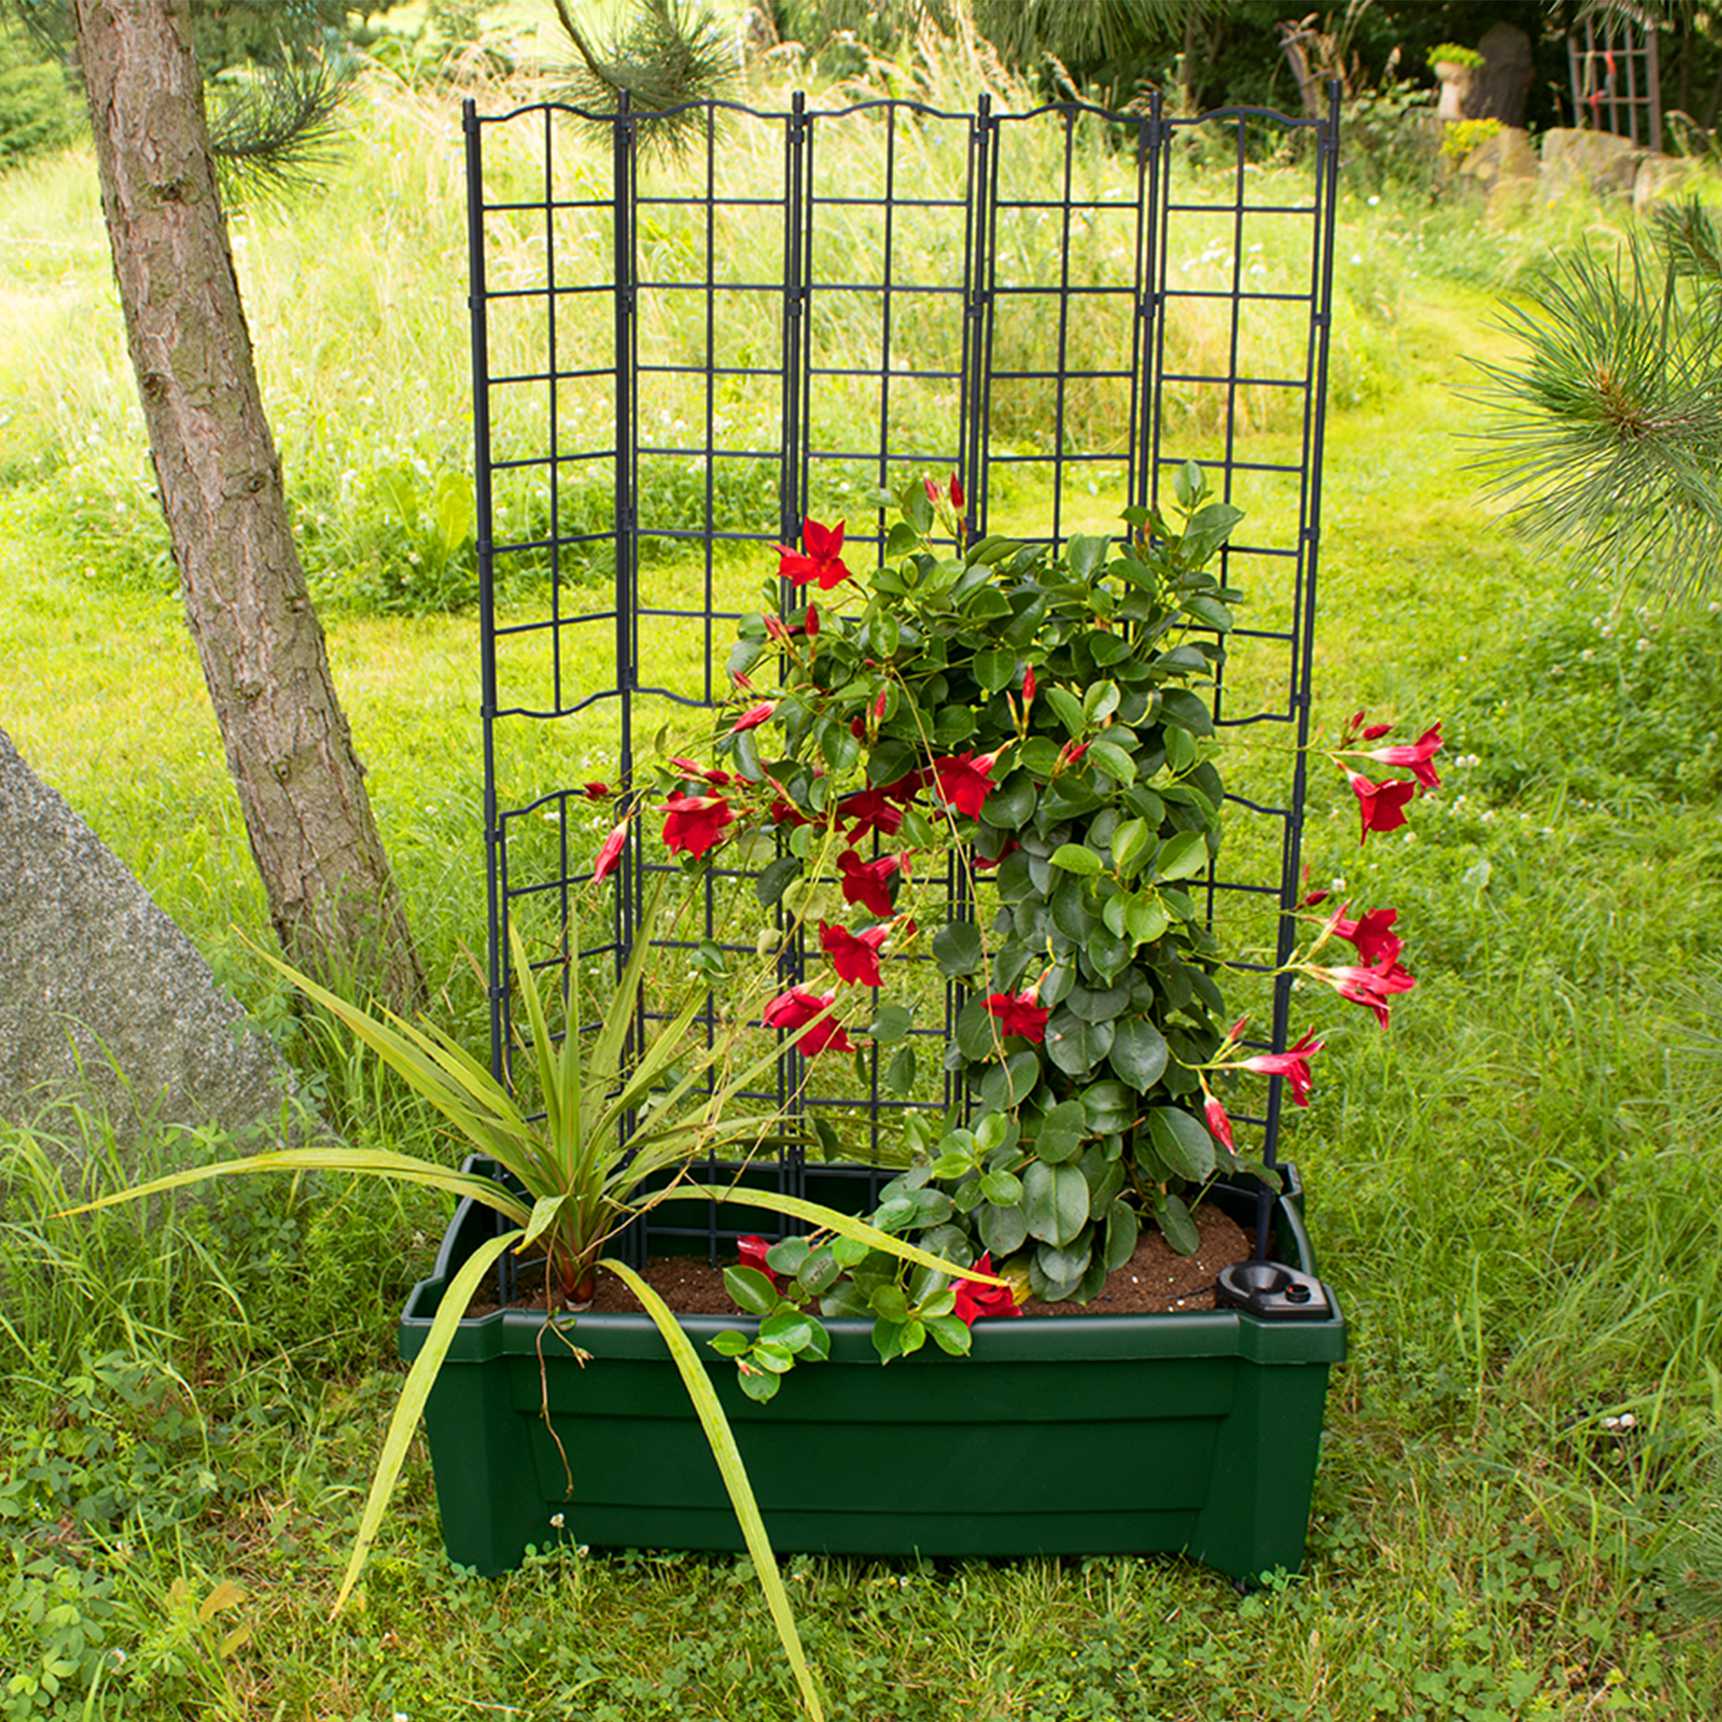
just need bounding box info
[71,0,420,1008]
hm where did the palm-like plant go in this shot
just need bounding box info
[63,884,993,1721]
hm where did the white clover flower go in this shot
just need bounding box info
[550,1512,565,1529]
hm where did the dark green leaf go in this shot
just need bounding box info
[1050,843,1101,875]
[1146,1105,1216,1181]
[932,921,983,977]
[1023,1160,1090,1248]
[1156,830,1209,883]
[1154,1191,1201,1255]
[755,854,802,908]
[1109,1018,1169,1092]
[723,1266,779,1316]
[1103,1200,1140,1270]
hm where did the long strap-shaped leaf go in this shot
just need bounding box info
[56,1146,533,1227]
[332,1226,523,1615]
[656,1186,1007,1285]
[600,1258,826,1722]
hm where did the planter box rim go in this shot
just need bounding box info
[401,1159,1343,1367]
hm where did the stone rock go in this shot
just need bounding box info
[1487,176,1537,228]
[1460,125,1538,193]
[1634,154,1690,212]
[1541,126,1647,199]
[0,726,301,1139]
[1470,23,1535,127]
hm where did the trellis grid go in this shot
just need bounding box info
[462,82,1341,1272]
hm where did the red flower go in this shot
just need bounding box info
[931,750,1000,818]
[984,990,1050,1043]
[777,517,853,591]
[1021,666,1036,708]
[582,781,610,800]
[1057,739,1090,769]
[763,986,854,1056]
[661,791,733,859]
[767,793,809,828]
[1363,722,1443,792]
[872,688,887,721]
[764,613,790,643]
[837,787,904,843]
[593,816,629,882]
[736,1235,779,1289]
[805,603,820,636]
[820,920,893,987]
[1361,722,1392,741]
[879,769,926,804]
[669,756,733,787]
[948,472,965,514]
[838,849,904,916]
[1239,1030,1325,1106]
[1313,958,1416,1030]
[731,701,777,733]
[923,475,941,508]
[1203,1093,1236,1152]
[1347,770,1416,845]
[953,1252,1019,1326]
[1331,905,1402,967]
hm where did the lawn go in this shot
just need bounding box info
[3,39,1722,1722]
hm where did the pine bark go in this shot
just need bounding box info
[71,0,421,1007]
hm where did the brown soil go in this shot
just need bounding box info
[466,1204,1249,1320]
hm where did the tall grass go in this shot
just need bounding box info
[0,23,1560,620]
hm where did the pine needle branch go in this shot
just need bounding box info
[1469,231,1722,601]
[550,0,732,158]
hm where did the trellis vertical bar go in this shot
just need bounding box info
[782,93,809,1200]
[1647,27,1662,152]
[974,95,1000,540]
[1624,18,1640,145]
[613,92,638,973]
[464,99,505,1082]
[1126,97,1156,517]
[1049,108,1076,549]
[1257,80,1341,1256]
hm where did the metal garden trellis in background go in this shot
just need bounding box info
[461,81,1341,1270]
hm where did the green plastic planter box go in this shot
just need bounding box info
[399,1164,1344,1585]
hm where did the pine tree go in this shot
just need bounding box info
[1472,200,1722,601]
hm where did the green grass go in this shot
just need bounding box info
[5,32,1722,1722]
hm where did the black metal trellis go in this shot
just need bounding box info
[1568,12,1663,153]
[462,83,1341,1274]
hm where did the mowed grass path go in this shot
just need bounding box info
[4,144,1722,1722]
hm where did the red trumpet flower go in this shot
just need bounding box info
[837,849,904,917]
[776,517,853,591]
[983,990,1050,1044]
[953,1251,1018,1325]
[736,1234,779,1288]
[1311,958,1416,1030]
[593,816,630,882]
[1203,1093,1236,1152]
[819,920,894,987]
[931,750,1001,818]
[837,787,905,843]
[762,986,854,1056]
[1362,722,1443,792]
[661,790,733,859]
[1238,1030,1325,1106]
[1330,904,1402,967]
[731,701,778,733]
[1347,770,1416,845]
